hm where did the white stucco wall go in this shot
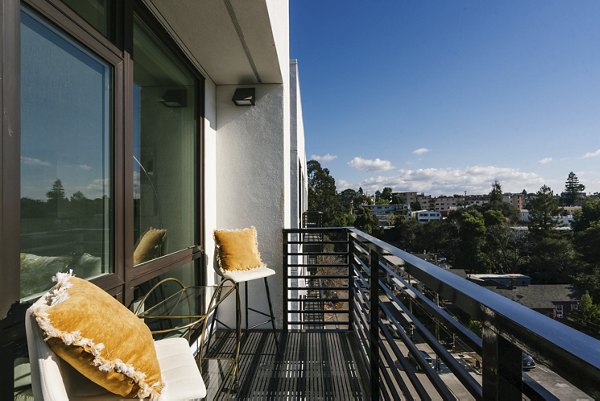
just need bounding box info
[215,84,286,328]
[203,79,218,287]
[266,0,291,229]
[290,59,308,228]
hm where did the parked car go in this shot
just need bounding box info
[522,353,536,370]
[410,350,434,371]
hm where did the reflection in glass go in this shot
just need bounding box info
[133,15,197,265]
[20,8,113,299]
[61,0,110,37]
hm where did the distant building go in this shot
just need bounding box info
[392,191,418,206]
[361,204,409,226]
[468,274,580,320]
[464,194,489,208]
[416,194,434,210]
[412,210,441,224]
[489,284,580,320]
[469,273,531,288]
[502,193,523,210]
[519,207,580,227]
[433,195,464,215]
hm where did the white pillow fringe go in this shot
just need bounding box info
[33,271,164,399]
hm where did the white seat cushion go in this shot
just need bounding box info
[27,304,206,400]
[153,338,207,400]
[221,266,276,283]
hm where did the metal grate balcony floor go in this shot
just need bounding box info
[201,331,367,400]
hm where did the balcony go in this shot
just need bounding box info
[200,227,600,400]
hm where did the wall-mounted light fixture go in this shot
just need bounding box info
[161,89,187,108]
[232,88,255,106]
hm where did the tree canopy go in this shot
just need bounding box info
[562,171,585,206]
[307,160,341,226]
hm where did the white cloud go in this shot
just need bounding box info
[412,147,430,155]
[583,149,600,159]
[337,179,352,191]
[538,157,553,165]
[358,166,545,195]
[348,157,394,172]
[84,178,110,199]
[21,156,50,167]
[79,164,92,171]
[311,153,337,163]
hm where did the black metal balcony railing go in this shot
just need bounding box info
[283,227,600,401]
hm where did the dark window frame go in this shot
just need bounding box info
[0,0,206,396]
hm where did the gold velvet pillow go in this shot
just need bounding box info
[32,273,163,399]
[214,226,264,271]
[134,228,167,265]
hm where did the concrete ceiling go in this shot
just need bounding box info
[147,0,282,85]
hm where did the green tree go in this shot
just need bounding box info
[488,180,503,210]
[46,179,67,218]
[381,187,393,202]
[528,185,561,238]
[338,188,358,213]
[307,160,342,226]
[354,207,380,235]
[70,191,87,202]
[572,199,600,300]
[525,185,574,283]
[46,179,65,201]
[563,171,585,206]
[455,209,487,273]
[572,198,600,232]
[410,201,422,211]
[568,292,600,336]
[483,180,518,222]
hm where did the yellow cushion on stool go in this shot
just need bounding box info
[214,226,265,271]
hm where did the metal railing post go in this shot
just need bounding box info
[347,230,354,331]
[283,230,289,332]
[482,313,522,401]
[369,249,380,401]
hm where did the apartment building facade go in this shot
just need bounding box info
[0,1,307,397]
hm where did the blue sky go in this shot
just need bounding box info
[291,1,600,196]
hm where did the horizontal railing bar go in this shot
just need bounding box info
[378,326,431,400]
[523,373,560,401]
[284,227,600,398]
[286,298,350,302]
[287,252,348,256]
[286,321,350,325]
[284,227,349,234]
[284,328,352,333]
[287,263,349,267]
[291,310,350,314]
[289,275,349,279]
[288,286,348,291]
[348,228,600,399]
[286,240,349,245]
[377,347,408,401]
[379,297,482,399]
[379,264,483,352]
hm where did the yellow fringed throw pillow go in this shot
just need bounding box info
[32,273,163,399]
[214,226,264,271]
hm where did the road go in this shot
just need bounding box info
[525,364,593,401]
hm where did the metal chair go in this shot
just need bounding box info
[207,254,278,351]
